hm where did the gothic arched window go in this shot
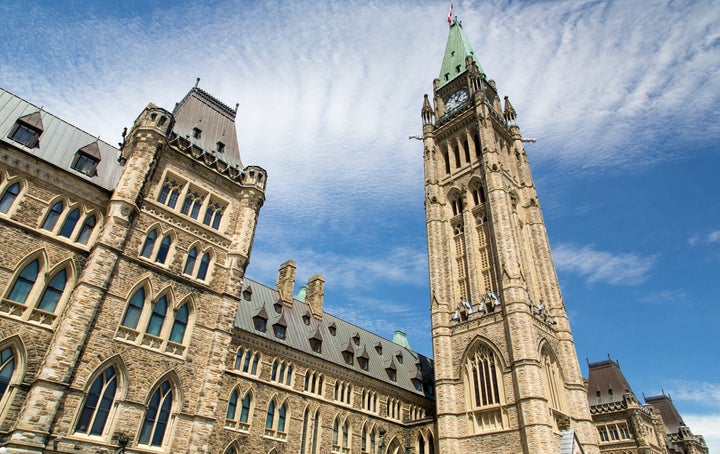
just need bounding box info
[121,288,145,330]
[36,268,67,312]
[59,208,80,238]
[139,380,174,447]
[6,259,39,304]
[75,365,118,436]
[464,343,506,433]
[146,296,167,336]
[42,201,64,230]
[169,304,189,344]
[0,182,21,214]
[540,344,567,414]
[140,230,157,258]
[183,247,197,275]
[0,346,16,402]
[76,215,96,245]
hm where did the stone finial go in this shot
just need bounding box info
[422,94,434,126]
[275,260,296,306]
[306,274,325,317]
[504,96,517,123]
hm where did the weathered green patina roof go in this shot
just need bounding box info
[438,20,483,89]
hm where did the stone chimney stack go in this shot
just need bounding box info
[306,274,325,318]
[275,260,296,306]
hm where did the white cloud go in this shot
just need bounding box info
[249,245,428,291]
[689,230,720,246]
[682,413,720,452]
[666,380,720,408]
[553,243,655,285]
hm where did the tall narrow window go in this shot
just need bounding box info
[277,403,287,432]
[7,259,39,304]
[121,288,145,329]
[265,400,275,429]
[169,304,188,343]
[140,230,157,258]
[183,248,197,275]
[0,347,16,401]
[76,215,96,245]
[139,380,173,447]
[240,393,251,423]
[0,182,20,214]
[158,179,181,209]
[197,253,211,280]
[465,343,505,433]
[42,201,64,230]
[227,390,238,420]
[203,202,224,229]
[75,366,117,436]
[181,191,203,219]
[155,235,172,264]
[146,296,167,336]
[59,208,80,238]
[36,269,67,312]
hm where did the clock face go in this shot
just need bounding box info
[445,88,469,112]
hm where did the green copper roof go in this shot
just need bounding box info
[438,20,483,89]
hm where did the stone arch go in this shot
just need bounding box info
[385,436,403,454]
[462,335,509,369]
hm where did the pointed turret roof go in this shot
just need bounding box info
[438,19,483,89]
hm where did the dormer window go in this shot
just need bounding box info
[456,64,462,73]
[342,350,353,365]
[273,323,286,339]
[8,111,43,148]
[375,342,382,355]
[352,333,360,346]
[192,127,202,139]
[310,338,322,353]
[328,322,337,336]
[216,141,225,153]
[253,309,267,332]
[72,142,102,177]
[395,352,404,364]
[386,367,397,382]
[242,286,252,301]
[358,356,368,371]
[412,378,423,391]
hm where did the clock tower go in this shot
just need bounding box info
[421,19,599,453]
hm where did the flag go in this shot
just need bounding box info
[447,1,454,23]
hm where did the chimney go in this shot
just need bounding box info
[306,274,325,318]
[275,260,296,306]
[392,330,411,349]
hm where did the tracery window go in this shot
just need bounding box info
[158,177,182,209]
[181,188,205,220]
[540,344,567,414]
[464,343,506,433]
[74,365,118,436]
[203,200,224,229]
[361,389,378,413]
[138,380,174,447]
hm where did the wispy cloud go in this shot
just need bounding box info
[688,230,720,246]
[665,380,720,408]
[553,244,655,285]
[637,290,687,305]
[249,246,428,291]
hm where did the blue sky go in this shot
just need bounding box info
[2,0,719,448]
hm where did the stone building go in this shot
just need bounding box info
[0,17,707,454]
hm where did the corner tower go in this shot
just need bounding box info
[422,19,599,453]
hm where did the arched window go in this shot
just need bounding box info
[146,296,167,336]
[158,178,182,209]
[6,259,39,304]
[139,380,173,447]
[418,433,426,454]
[155,235,172,264]
[0,346,16,402]
[75,365,117,436]
[226,389,252,432]
[36,268,67,312]
[181,190,204,220]
[0,182,20,214]
[227,390,238,420]
[240,392,251,423]
[169,304,188,344]
[464,343,506,433]
[540,344,567,414]
[140,230,157,258]
[42,201,64,230]
[183,248,197,275]
[235,348,260,375]
[59,208,80,238]
[76,214,96,245]
[265,399,288,439]
[197,252,211,280]
[203,201,224,229]
[121,288,145,329]
[311,409,321,454]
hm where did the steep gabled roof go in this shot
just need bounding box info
[236,277,434,397]
[438,19,484,89]
[587,359,634,405]
[645,394,684,434]
[172,87,242,168]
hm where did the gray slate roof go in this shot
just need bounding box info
[645,394,684,434]
[237,278,434,398]
[172,87,243,169]
[0,87,122,191]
